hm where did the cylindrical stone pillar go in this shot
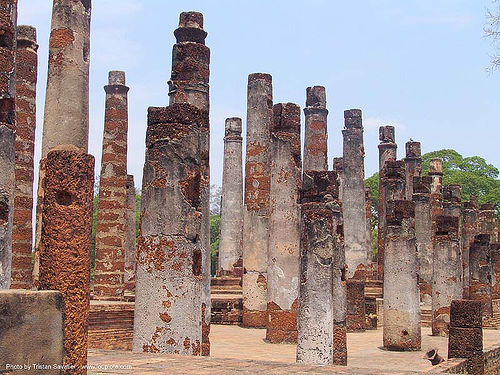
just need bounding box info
[365,188,373,266]
[267,103,301,343]
[303,86,328,172]
[432,215,463,336]
[342,109,369,280]
[297,171,346,366]
[38,147,94,374]
[133,104,204,355]
[377,126,397,280]
[93,71,129,300]
[469,234,493,317]
[11,25,37,289]
[124,174,136,293]
[404,141,421,201]
[462,196,479,299]
[428,158,443,234]
[218,117,243,276]
[383,200,420,351]
[242,73,272,328]
[333,157,343,202]
[478,203,499,299]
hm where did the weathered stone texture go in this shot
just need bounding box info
[469,234,493,317]
[347,279,366,332]
[303,86,328,172]
[404,141,421,200]
[428,158,443,234]
[11,25,37,289]
[462,196,479,299]
[133,104,204,356]
[38,148,95,374]
[333,157,343,201]
[365,188,372,264]
[94,71,129,300]
[124,174,136,293]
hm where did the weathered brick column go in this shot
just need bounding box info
[267,103,301,343]
[94,71,129,300]
[404,141,421,200]
[133,104,204,355]
[377,126,397,280]
[0,0,17,289]
[443,185,462,218]
[333,157,343,201]
[303,86,328,171]
[432,215,463,336]
[413,176,433,305]
[297,171,346,365]
[11,25,37,289]
[218,117,243,276]
[469,234,493,317]
[242,73,272,328]
[428,158,443,234]
[478,203,499,299]
[365,188,373,265]
[124,174,136,293]
[347,279,365,332]
[38,147,94,374]
[462,196,479,299]
[383,200,421,351]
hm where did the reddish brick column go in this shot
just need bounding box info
[469,234,493,317]
[404,141,421,200]
[347,279,365,332]
[11,25,37,289]
[428,158,443,235]
[38,147,94,374]
[124,174,136,293]
[93,71,129,300]
[462,196,479,299]
[303,86,328,171]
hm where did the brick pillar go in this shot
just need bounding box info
[124,174,136,293]
[93,71,129,300]
[267,103,301,343]
[347,279,365,332]
[383,200,421,351]
[404,141,421,200]
[242,73,272,328]
[333,157,343,202]
[432,215,463,336]
[303,86,328,171]
[469,234,493,317]
[11,25,37,289]
[413,176,433,305]
[38,147,94,374]
[443,185,462,218]
[133,104,204,355]
[377,126,397,281]
[297,171,346,366]
[428,158,443,234]
[218,118,243,276]
[462,196,479,299]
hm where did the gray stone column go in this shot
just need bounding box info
[443,185,462,219]
[242,73,272,328]
[218,118,243,276]
[404,141,421,200]
[333,157,343,202]
[267,103,301,343]
[303,86,328,172]
[297,171,346,366]
[462,196,478,299]
[365,188,373,265]
[478,203,500,299]
[428,158,443,235]
[124,174,136,293]
[469,234,493,317]
[133,103,204,355]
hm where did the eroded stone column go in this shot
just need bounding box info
[442,185,462,219]
[462,196,478,299]
[347,279,365,332]
[383,200,421,351]
[365,188,373,266]
[478,203,499,299]
[267,103,301,343]
[93,71,129,300]
[377,126,396,280]
[11,25,37,289]
[38,147,94,374]
[303,86,328,171]
[432,215,462,336]
[333,157,343,202]
[469,234,492,317]
[242,73,272,328]
[404,141,421,200]
[218,117,243,276]
[124,174,136,293]
[133,103,204,355]
[296,171,346,366]
[428,158,443,234]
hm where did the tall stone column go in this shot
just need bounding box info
[94,71,129,300]
[365,188,373,265]
[11,25,37,289]
[413,176,433,305]
[167,12,211,355]
[242,73,272,328]
[0,0,17,289]
[303,86,328,171]
[479,203,500,299]
[333,157,343,201]
[297,171,346,366]
[377,126,396,280]
[428,158,443,234]
[124,174,136,293]
[432,215,463,336]
[267,103,301,343]
[218,117,243,276]
[404,141,421,200]
[383,200,420,351]
[133,104,204,355]
[38,147,94,374]
[469,234,492,317]
[342,109,368,279]
[462,196,478,299]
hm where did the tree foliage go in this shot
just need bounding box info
[485,1,500,71]
[210,215,220,276]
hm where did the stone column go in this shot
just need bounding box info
[267,103,301,343]
[342,109,368,279]
[167,12,211,355]
[242,73,272,328]
[93,71,129,300]
[303,86,328,172]
[442,185,462,218]
[404,141,421,200]
[0,0,17,290]
[365,188,373,266]
[413,176,433,305]
[332,157,343,201]
[469,234,492,317]
[347,279,365,332]
[133,103,204,355]
[478,203,499,299]
[38,147,94,374]
[377,126,397,280]
[432,215,463,336]
[218,117,243,276]
[428,158,443,234]
[11,25,37,289]
[124,174,136,293]
[383,200,421,351]
[381,161,406,218]
[462,196,478,299]
[296,171,346,366]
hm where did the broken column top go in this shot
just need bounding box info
[225,117,242,135]
[386,200,415,226]
[126,174,134,188]
[428,158,443,176]
[413,176,432,194]
[383,160,406,180]
[305,86,326,108]
[174,11,207,44]
[344,109,362,129]
[405,141,421,158]
[301,170,338,203]
[435,215,460,236]
[443,185,462,203]
[379,126,395,143]
[450,300,482,328]
[108,71,126,85]
[332,157,343,173]
[464,195,478,210]
[17,25,37,43]
[179,11,204,29]
[272,103,300,133]
[248,72,272,84]
[480,203,495,211]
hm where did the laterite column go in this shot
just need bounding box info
[303,86,328,171]
[404,141,421,200]
[124,174,136,293]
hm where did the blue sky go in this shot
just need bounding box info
[19,1,500,189]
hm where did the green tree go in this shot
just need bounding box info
[210,215,220,276]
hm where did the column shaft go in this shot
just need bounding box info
[303,86,328,171]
